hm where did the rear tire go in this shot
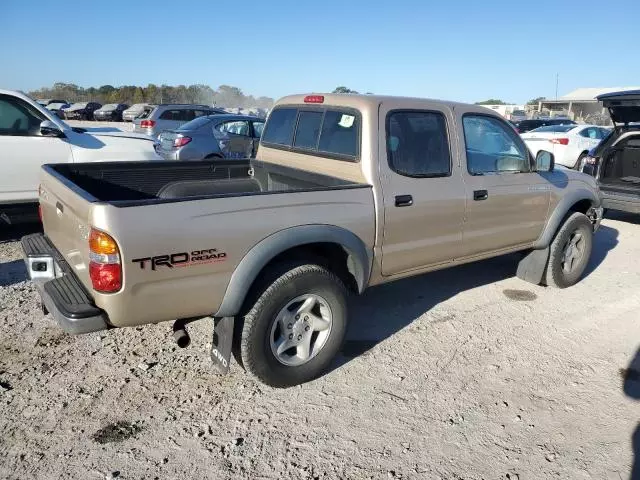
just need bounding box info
[240,262,348,388]
[544,212,593,288]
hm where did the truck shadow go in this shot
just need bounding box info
[335,224,618,368]
[0,223,41,287]
[623,347,640,480]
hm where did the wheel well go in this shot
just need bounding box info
[568,199,593,215]
[240,242,358,315]
[205,153,224,159]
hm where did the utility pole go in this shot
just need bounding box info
[555,73,559,100]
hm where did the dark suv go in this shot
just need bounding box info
[514,118,576,133]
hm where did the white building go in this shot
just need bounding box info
[479,104,526,119]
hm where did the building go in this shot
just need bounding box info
[478,104,526,120]
[535,86,640,125]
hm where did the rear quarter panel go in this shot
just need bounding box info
[91,187,375,327]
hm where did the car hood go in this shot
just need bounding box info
[597,90,640,124]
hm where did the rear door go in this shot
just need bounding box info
[0,94,72,204]
[379,105,466,275]
[458,113,550,257]
[214,119,253,158]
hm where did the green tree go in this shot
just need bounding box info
[333,86,358,94]
[475,99,507,105]
[527,96,546,105]
[132,87,145,104]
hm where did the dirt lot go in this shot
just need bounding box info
[1,213,639,480]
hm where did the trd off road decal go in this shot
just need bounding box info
[132,249,227,270]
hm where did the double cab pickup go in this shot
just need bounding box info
[22,93,603,387]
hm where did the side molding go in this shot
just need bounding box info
[214,225,372,317]
[533,187,599,249]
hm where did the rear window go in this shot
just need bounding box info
[262,106,359,160]
[262,108,297,146]
[178,116,212,131]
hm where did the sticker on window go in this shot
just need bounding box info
[338,114,355,128]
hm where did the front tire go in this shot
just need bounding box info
[544,212,593,288]
[240,262,348,388]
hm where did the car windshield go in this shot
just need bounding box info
[69,103,87,109]
[128,103,146,110]
[101,104,117,110]
[530,125,577,133]
[47,103,65,109]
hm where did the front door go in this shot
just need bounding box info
[380,106,466,276]
[0,94,72,204]
[216,120,253,159]
[458,113,550,257]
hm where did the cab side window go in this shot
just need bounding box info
[463,115,529,175]
[0,95,44,136]
[386,110,451,177]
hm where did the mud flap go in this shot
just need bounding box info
[516,247,550,285]
[211,316,234,375]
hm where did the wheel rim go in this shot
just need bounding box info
[269,294,333,367]
[562,230,586,274]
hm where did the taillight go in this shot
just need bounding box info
[38,204,43,222]
[89,228,122,293]
[140,119,156,128]
[304,95,324,103]
[174,136,192,147]
[549,138,569,145]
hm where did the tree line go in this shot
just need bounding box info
[27,83,275,109]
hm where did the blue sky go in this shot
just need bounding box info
[1,0,639,104]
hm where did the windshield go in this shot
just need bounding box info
[128,103,146,110]
[101,104,117,110]
[530,125,576,133]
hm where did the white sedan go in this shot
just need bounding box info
[521,124,610,168]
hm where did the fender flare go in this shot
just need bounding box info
[214,225,373,317]
[533,186,599,249]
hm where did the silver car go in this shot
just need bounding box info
[122,103,151,122]
[155,114,265,160]
[133,104,226,138]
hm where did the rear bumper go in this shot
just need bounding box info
[21,233,109,334]
[601,191,640,214]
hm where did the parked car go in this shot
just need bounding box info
[155,114,265,160]
[36,99,68,107]
[521,124,609,168]
[581,90,640,214]
[93,103,129,121]
[45,102,71,119]
[510,110,527,122]
[133,104,227,138]
[22,93,603,387]
[122,103,151,122]
[63,102,102,121]
[0,89,161,225]
[514,118,576,133]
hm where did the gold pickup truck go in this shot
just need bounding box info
[22,93,603,387]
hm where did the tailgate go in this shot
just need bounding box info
[39,167,95,290]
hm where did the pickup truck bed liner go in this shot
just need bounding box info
[45,160,367,206]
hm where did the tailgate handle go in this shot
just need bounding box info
[395,195,413,207]
[56,201,64,214]
[473,190,489,201]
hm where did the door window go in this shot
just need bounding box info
[215,120,251,136]
[386,111,451,177]
[252,121,264,138]
[0,95,45,136]
[462,115,530,174]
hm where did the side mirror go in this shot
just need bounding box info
[535,150,555,172]
[40,120,64,138]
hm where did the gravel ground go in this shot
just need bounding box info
[1,214,639,480]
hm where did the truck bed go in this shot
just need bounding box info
[45,159,367,206]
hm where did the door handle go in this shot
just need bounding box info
[473,190,489,201]
[395,195,413,207]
